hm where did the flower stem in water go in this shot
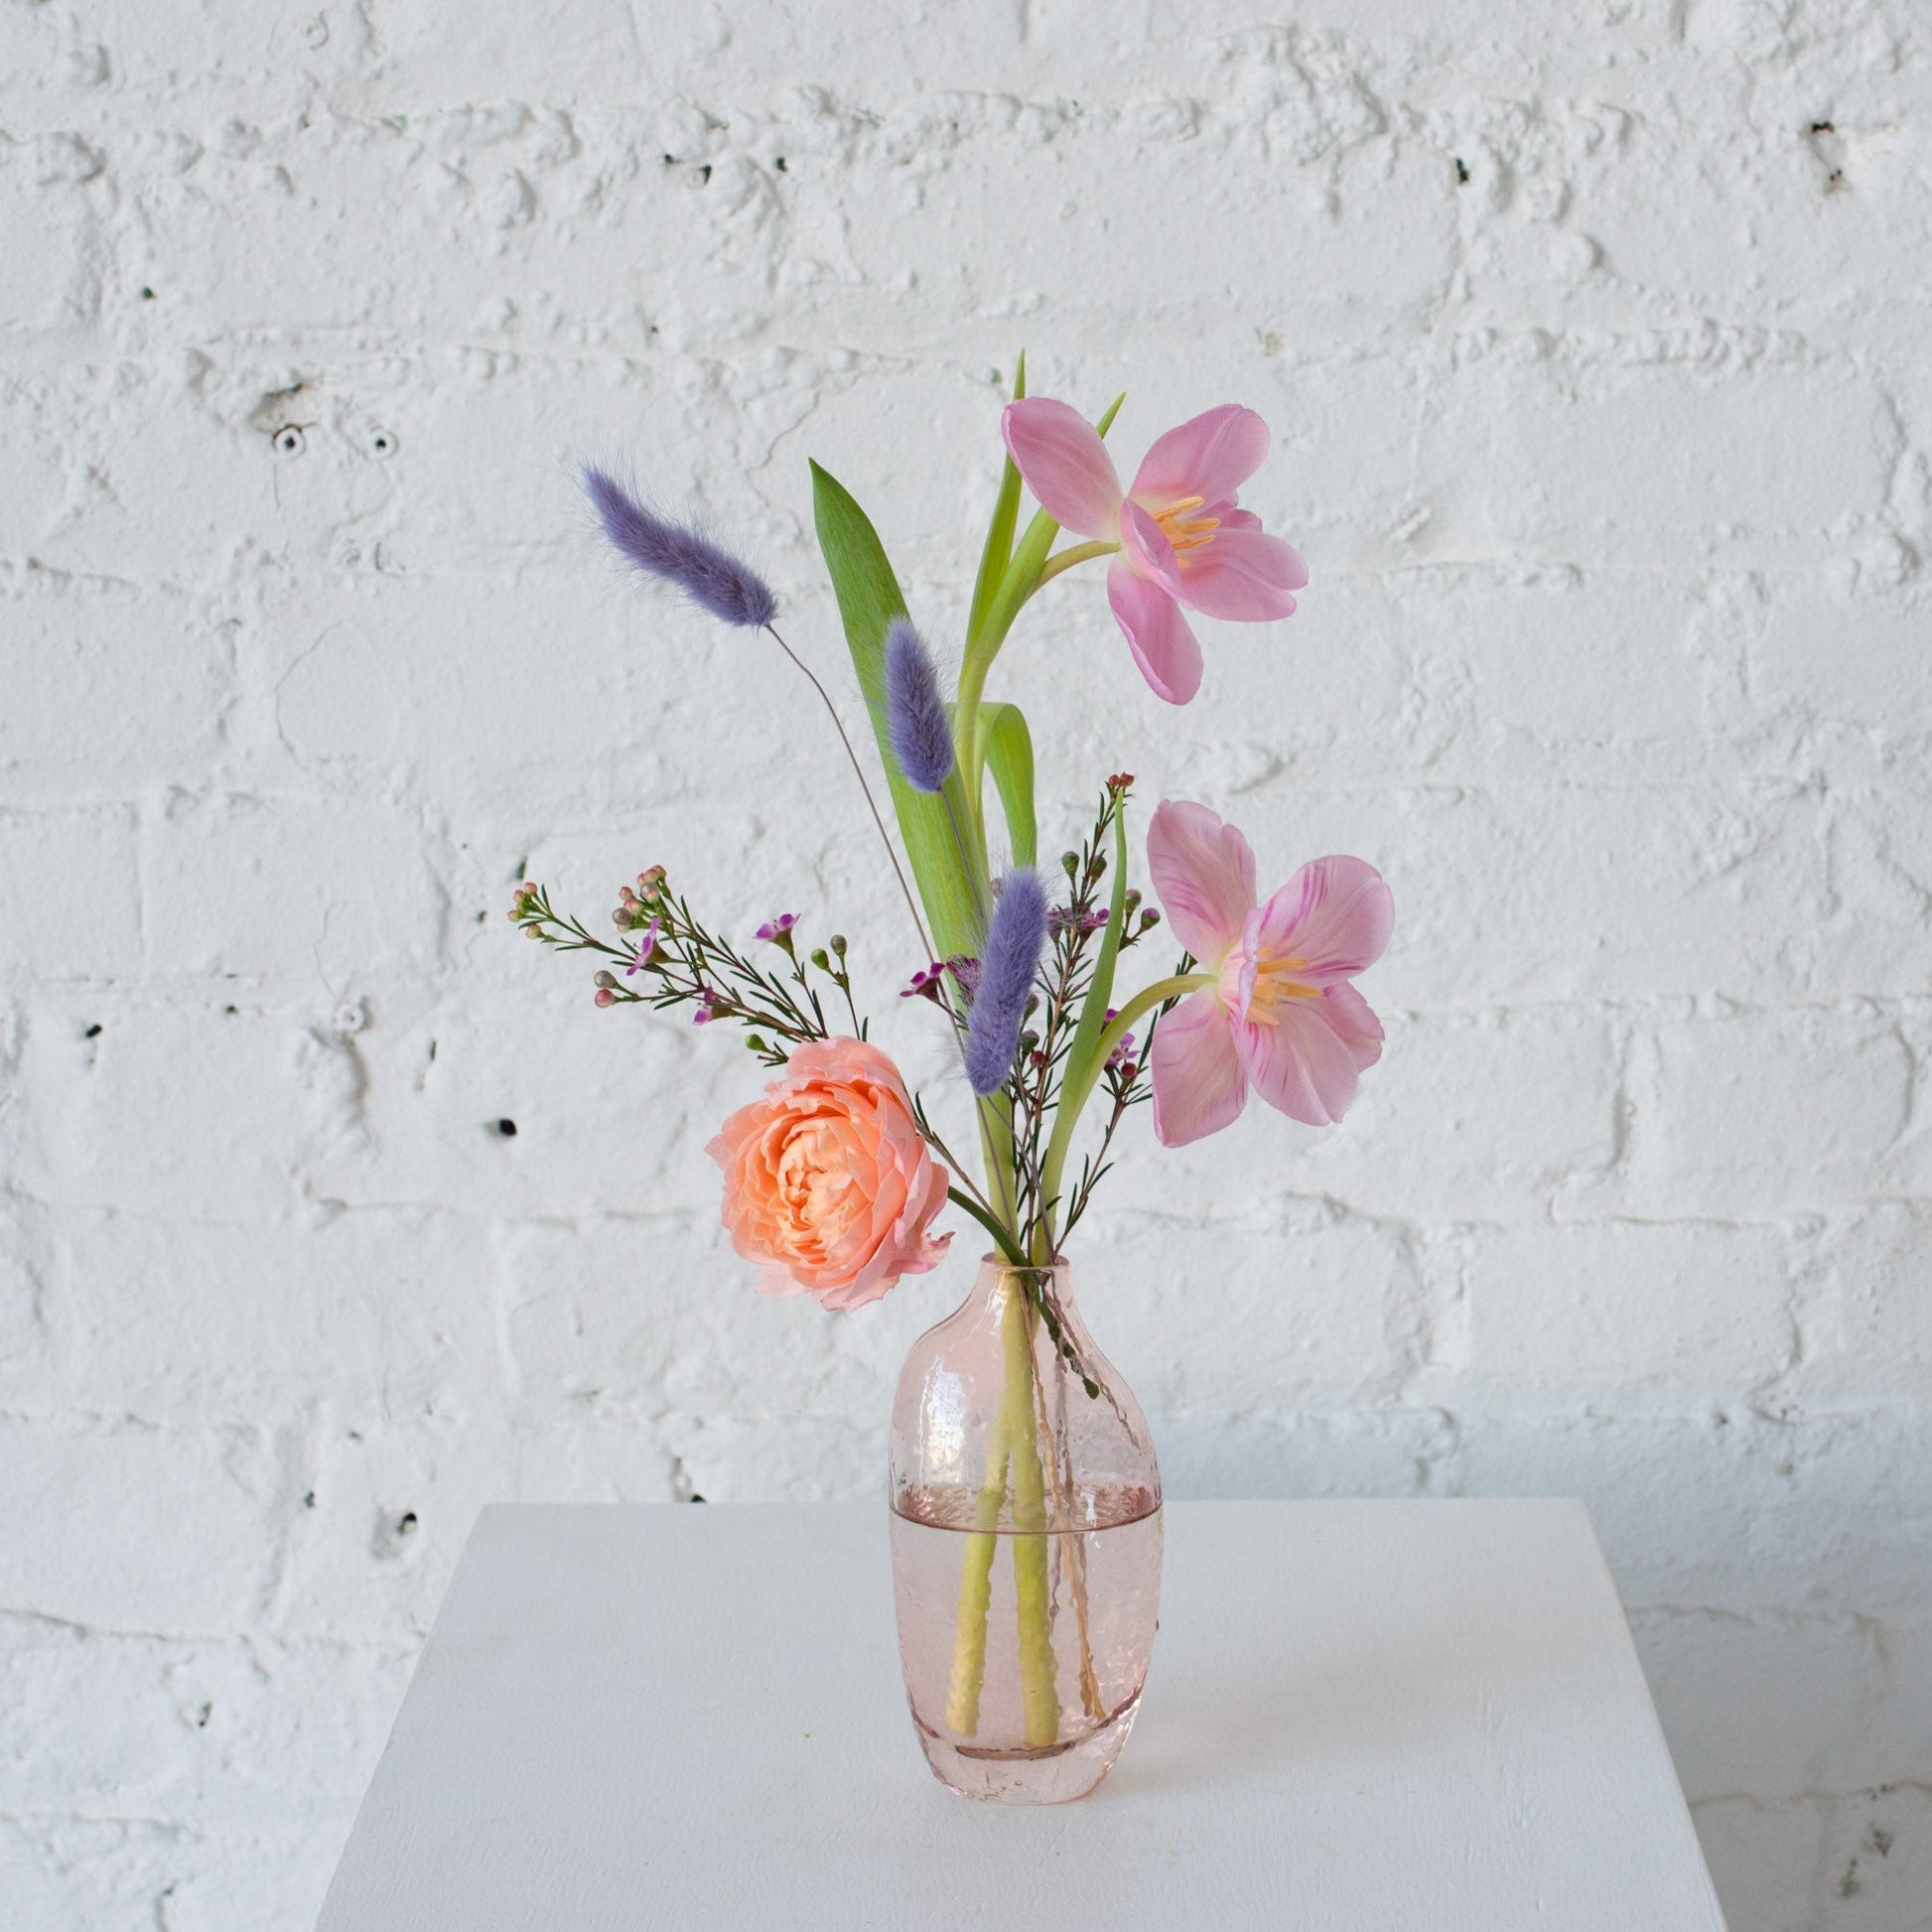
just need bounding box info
[945,1404,1011,1735]
[1002,1279,1060,1748]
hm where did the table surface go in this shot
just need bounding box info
[316,1499,1725,1931]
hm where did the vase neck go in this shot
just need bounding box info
[969,1253,1076,1314]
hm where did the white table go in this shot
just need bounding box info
[315,1501,1725,1930]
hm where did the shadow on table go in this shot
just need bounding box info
[1109,1614,1502,1798]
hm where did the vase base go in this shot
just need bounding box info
[914,1697,1143,1804]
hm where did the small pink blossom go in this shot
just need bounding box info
[625,917,662,975]
[1002,399,1308,705]
[1145,800,1392,1146]
[899,961,947,1003]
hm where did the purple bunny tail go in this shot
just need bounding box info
[582,466,778,629]
[963,870,1047,1097]
[883,618,955,793]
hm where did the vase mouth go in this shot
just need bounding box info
[976,1251,1068,1283]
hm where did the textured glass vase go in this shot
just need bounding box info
[889,1256,1163,1803]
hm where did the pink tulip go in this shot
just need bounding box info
[1002,398,1309,704]
[1145,800,1392,1146]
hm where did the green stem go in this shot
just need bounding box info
[1000,1276,1059,1748]
[944,1397,1011,1735]
[947,1188,1028,1267]
[976,1092,1018,1235]
[1036,970,1213,1250]
[1035,538,1119,588]
[953,394,1124,845]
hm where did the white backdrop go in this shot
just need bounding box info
[3,4,1930,1927]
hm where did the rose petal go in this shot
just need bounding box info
[710,1036,950,1306]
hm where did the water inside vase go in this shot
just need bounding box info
[890,1482,1162,1798]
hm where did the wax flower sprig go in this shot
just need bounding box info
[510,871,864,1069]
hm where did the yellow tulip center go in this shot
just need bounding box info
[1151,493,1221,568]
[1219,946,1319,1027]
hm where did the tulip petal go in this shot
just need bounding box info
[1118,499,1184,598]
[1130,404,1271,509]
[1002,398,1123,539]
[1234,1001,1365,1127]
[1175,525,1309,621]
[1151,988,1248,1147]
[1253,857,1394,985]
[1108,559,1202,705]
[1318,981,1385,1072]
[1146,799,1256,960]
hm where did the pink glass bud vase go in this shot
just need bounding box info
[889,1255,1163,1803]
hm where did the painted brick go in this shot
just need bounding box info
[2,6,1929,1927]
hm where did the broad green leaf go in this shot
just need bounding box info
[809,460,987,959]
[979,702,1036,871]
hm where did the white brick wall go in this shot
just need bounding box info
[2,3,1928,1925]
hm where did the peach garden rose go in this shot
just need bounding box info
[705,1036,953,1311]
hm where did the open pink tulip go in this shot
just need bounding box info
[1145,800,1392,1146]
[1002,398,1309,704]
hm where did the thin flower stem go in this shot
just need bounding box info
[944,1400,1011,1734]
[916,1111,1006,1225]
[946,1188,1029,1267]
[1034,968,1212,1253]
[1034,538,1119,588]
[1082,972,1208,1105]
[764,622,936,967]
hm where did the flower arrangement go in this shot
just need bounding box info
[511,358,1393,1793]
[516,363,1391,1285]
